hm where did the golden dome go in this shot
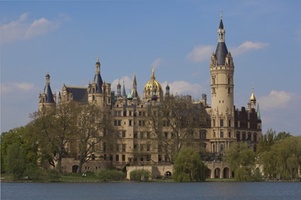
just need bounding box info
[144,68,162,96]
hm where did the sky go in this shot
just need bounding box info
[1,0,301,136]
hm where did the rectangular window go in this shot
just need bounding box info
[122,155,125,162]
[116,155,119,162]
[139,120,145,126]
[129,120,132,126]
[220,119,224,127]
[122,144,126,152]
[122,131,126,137]
[114,120,121,126]
[220,131,224,138]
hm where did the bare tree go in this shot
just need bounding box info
[30,102,78,172]
[146,95,209,163]
[75,104,116,173]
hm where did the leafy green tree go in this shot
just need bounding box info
[257,129,276,153]
[275,131,291,141]
[223,142,255,181]
[173,147,208,182]
[258,136,301,180]
[1,127,40,180]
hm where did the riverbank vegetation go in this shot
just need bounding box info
[1,127,300,182]
[223,129,301,181]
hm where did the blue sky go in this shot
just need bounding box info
[1,0,301,136]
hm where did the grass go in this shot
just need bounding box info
[60,173,100,182]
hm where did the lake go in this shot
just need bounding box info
[1,182,301,200]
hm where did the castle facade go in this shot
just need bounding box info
[39,16,262,178]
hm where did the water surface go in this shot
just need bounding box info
[1,182,300,200]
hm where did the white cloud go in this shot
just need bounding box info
[162,80,204,98]
[0,13,65,44]
[230,41,269,56]
[186,41,268,63]
[111,76,133,93]
[1,82,35,94]
[186,45,215,63]
[24,17,58,39]
[259,90,294,110]
[150,58,162,70]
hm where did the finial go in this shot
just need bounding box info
[97,56,99,62]
[220,10,223,20]
[151,68,155,79]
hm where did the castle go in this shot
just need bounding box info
[39,16,262,179]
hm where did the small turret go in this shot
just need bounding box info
[165,83,170,96]
[117,80,121,97]
[248,87,257,110]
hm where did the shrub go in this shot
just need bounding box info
[95,169,126,181]
[129,169,150,181]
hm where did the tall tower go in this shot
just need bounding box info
[39,73,56,111]
[209,14,235,153]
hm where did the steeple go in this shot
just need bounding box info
[117,80,121,97]
[44,73,55,103]
[131,74,139,98]
[94,57,103,93]
[122,80,127,97]
[215,12,228,65]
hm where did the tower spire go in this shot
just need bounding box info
[215,13,228,65]
[131,74,139,98]
[122,80,127,97]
